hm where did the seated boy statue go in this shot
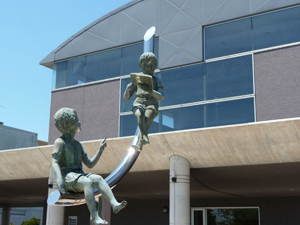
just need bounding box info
[123,52,164,150]
[52,107,127,225]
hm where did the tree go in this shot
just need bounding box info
[21,217,40,225]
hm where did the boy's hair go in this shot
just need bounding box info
[139,52,158,68]
[54,107,78,134]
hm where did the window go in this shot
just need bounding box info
[160,64,204,107]
[205,6,300,59]
[192,207,260,225]
[120,55,255,137]
[53,61,67,89]
[9,207,43,225]
[67,57,85,86]
[52,39,159,89]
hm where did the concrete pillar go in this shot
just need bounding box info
[1,206,11,225]
[170,155,190,225]
[46,167,65,225]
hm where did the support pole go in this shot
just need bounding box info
[46,167,65,225]
[2,206,11,225]
[169,156,190,225]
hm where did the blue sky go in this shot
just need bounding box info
[0,0,131,142]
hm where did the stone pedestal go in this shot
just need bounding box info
[169,156,190,225]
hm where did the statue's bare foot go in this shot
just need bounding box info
[113,201,127,214]
[140,139,149,147]
[93,217,108,225]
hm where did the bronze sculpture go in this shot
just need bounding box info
[52,107,126,225]
[123,52,164,150]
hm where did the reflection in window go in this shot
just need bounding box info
[86,48,121,83]
[206,98,255,127]
[54,61,67,89]
[205,18,252,59]
[53,40,159,89]
[121,55,253,111]
[205,6,300,59]
[120,98,254,137]
[204,55,253,100]
[10,207,44,225]
[160,64,204,107]
[122,43,143,75]
[162,113,174,129]
[120,114,159,137]
[160,105,205,132]
[207,208,259,225]
[252,6,300,49]
[66,57,85,86]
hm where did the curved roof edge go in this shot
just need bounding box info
[40,0,143,69]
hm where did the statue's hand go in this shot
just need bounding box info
[127,82,135,89]
[99,137,107,151]
[138,83,152,94]
[57,179,65,194]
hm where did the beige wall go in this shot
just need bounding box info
[254,45,300,121]
[48,79,120,144]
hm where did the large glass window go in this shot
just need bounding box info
[53,40,159,89]
[161,64,204,107]
[54,61,67,89]
[122,42,143,75]
[120,114,159,137]
[206,98,255,127]
[192,207,259,225]
[66,57,85,86]
[204,55,253,100]
[205,18,252,59]
[120,55,255,137]
[121,55,253,113]
[207,208,259,225]
[120,98,254,136]
[86,48,121,83]
[10,207,44,225]
[205,6,300,59]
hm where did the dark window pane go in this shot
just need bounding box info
[205,55,253,100]
[120,114,159,137]
[205,18,252,59]
[206,98,255,127]
[55,61,67,89]
[122,43,143,75]
[120,114,137,137]
[160,105,204,132]
[252,6,300,49]
[207,208,259,225]
[66,57,85,87]
[86,48,121,83]
[120,77,135,113]
[194,211,204,225]
[160,64,204,107]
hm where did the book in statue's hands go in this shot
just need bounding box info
[130,73,153,88]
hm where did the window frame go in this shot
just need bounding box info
[191,207,260,225]
[203,4,300,60]
[119,54,256,137]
